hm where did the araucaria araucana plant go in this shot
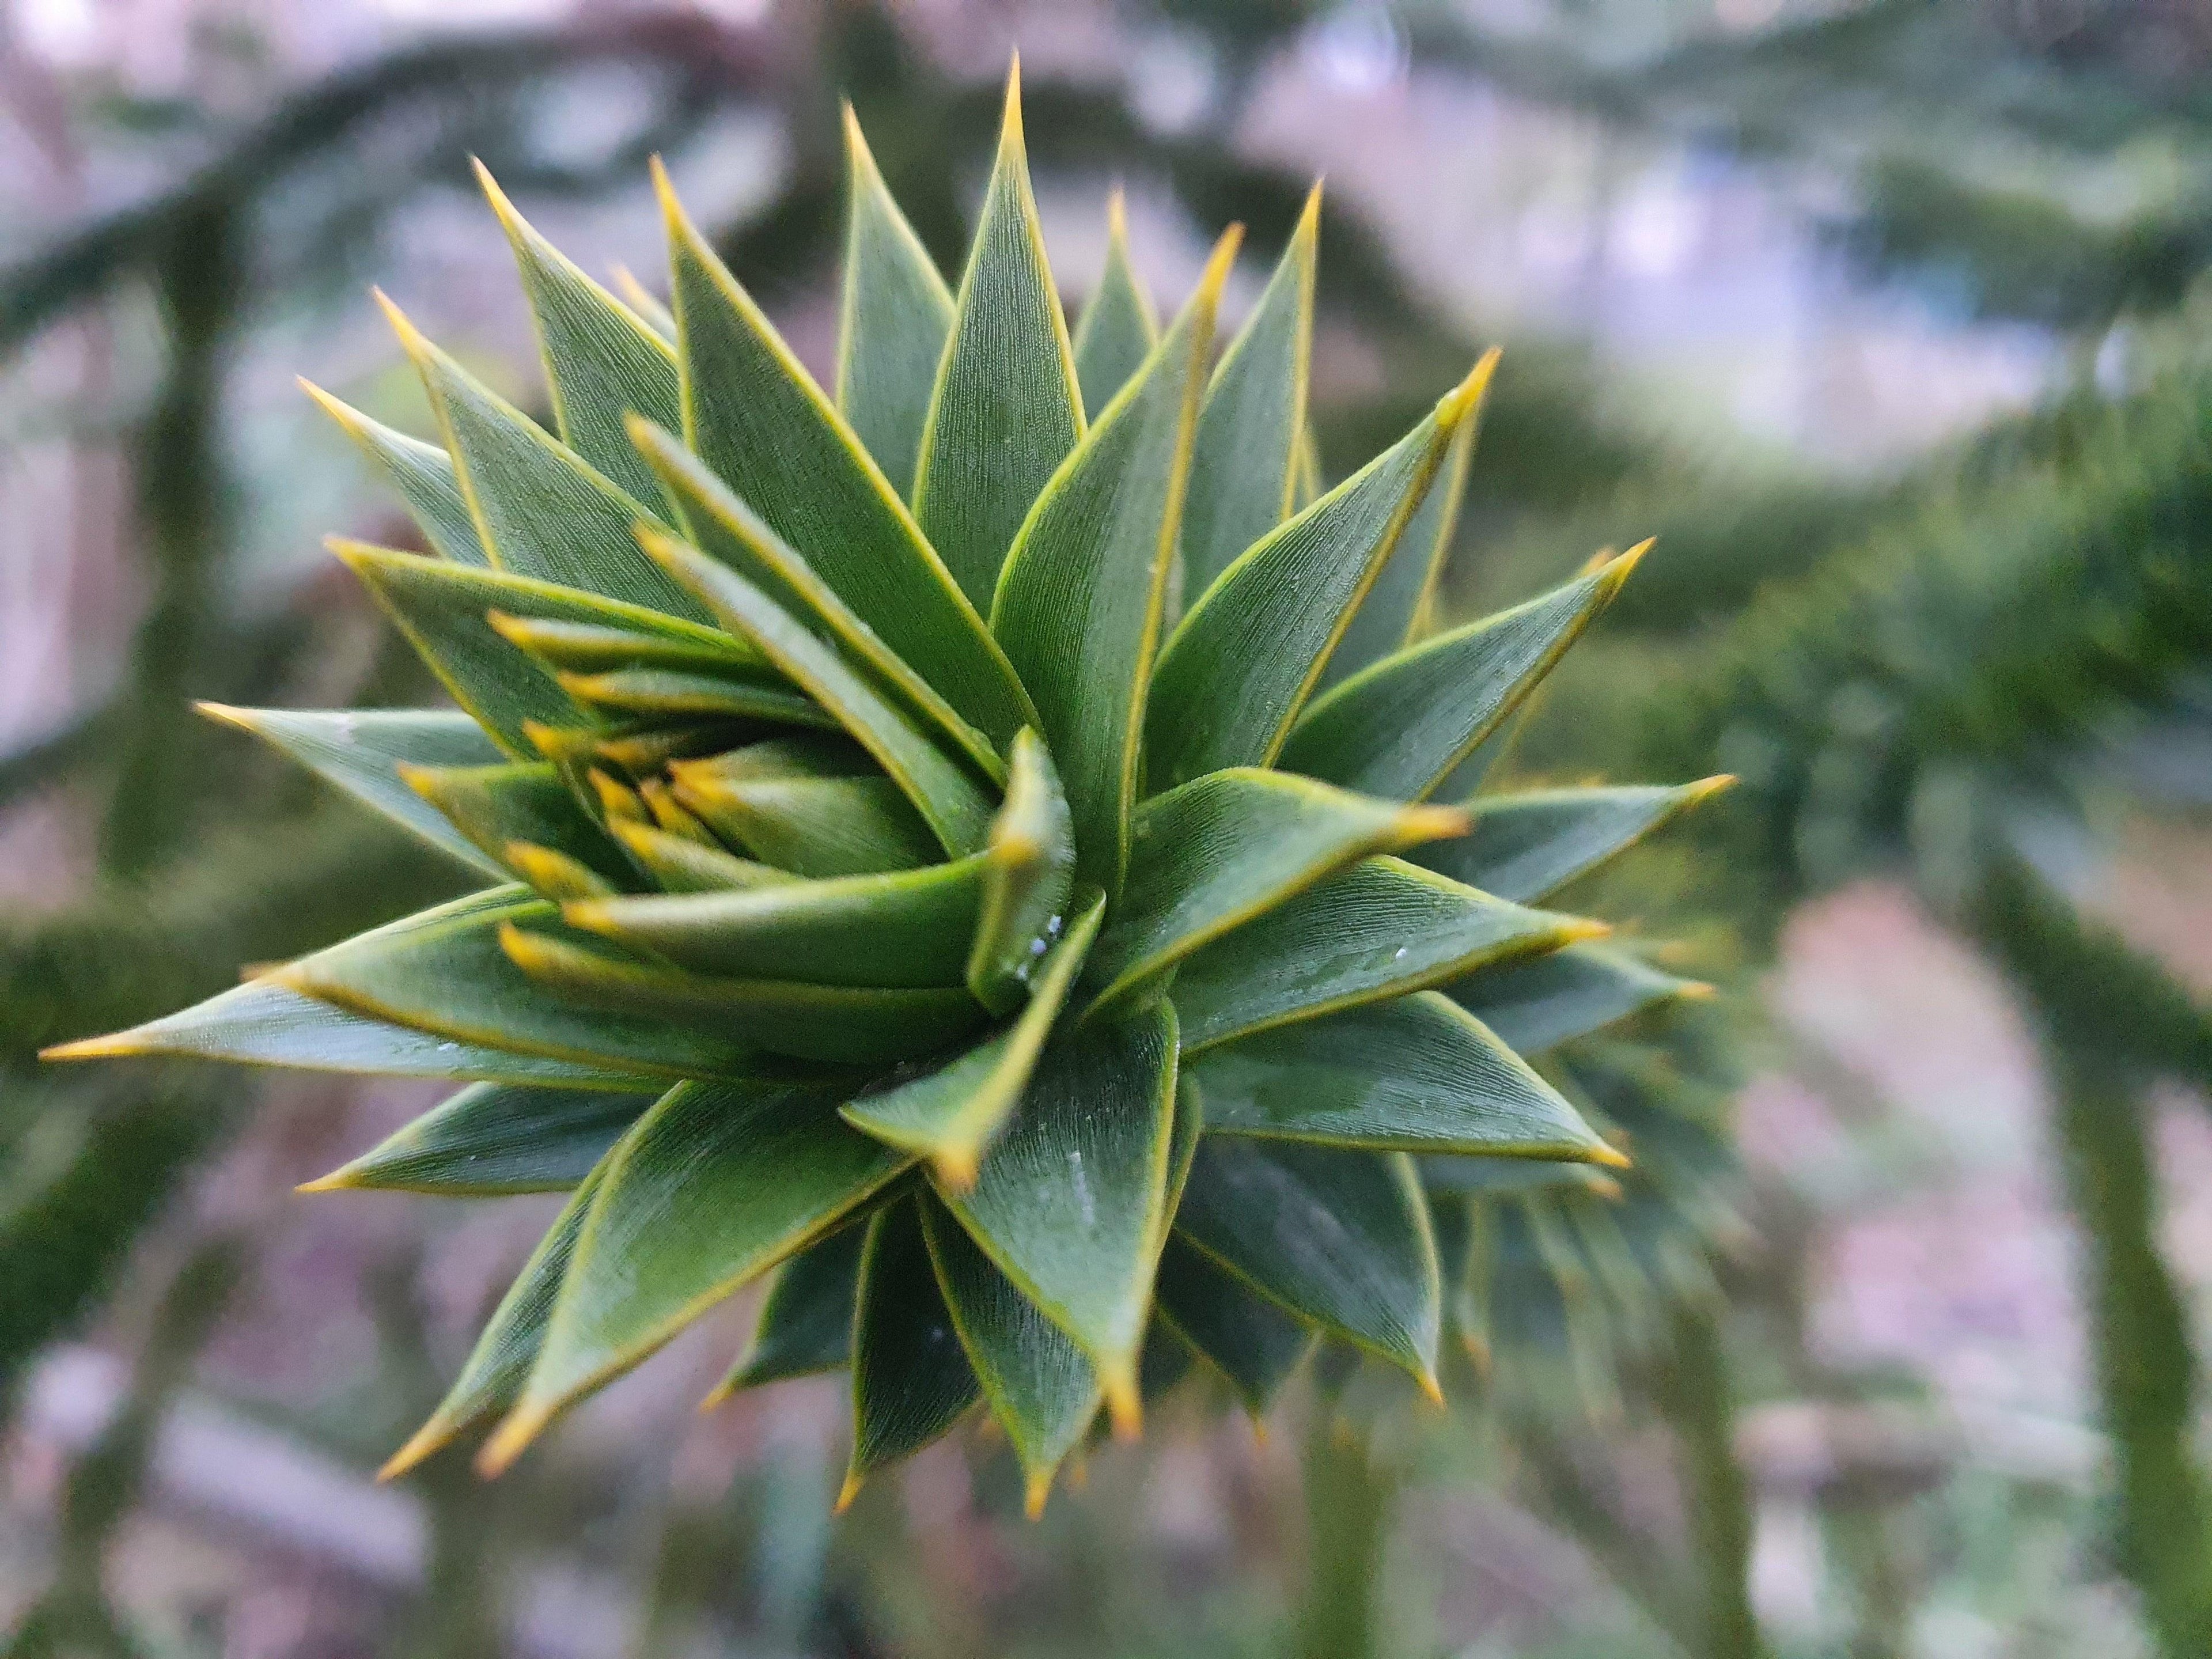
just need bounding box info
[51,65,1727,1516]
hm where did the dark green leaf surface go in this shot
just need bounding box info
[381,1161,611,1479]
[669,732,874,784]
[1280,552,1639,800]
[631,423,1005,782]
[272,889,766,1079]
[912,67,1086,608]
[301,381,484,565]
[1153,1234,1313,1416]
[198,704,506,877]
[1175,1138,1441,1393]
[478,161,680,503]
[646,532,994,856]
[486,1078,908,1469]
[991,234,1233,895]
[1083,769,1468,1014]
[1319,396,1479,691]
[609,820,797,893]
[835,107,955,498]
[402,762,635,889]
[967,729,1076,1014]
[1188,992,1617,1160]
[1169,855,1592,1052]
[669,770,940,878]
[44,977,654,1089]
[565,854,990,987]
[499,925,987,1067]
[847,1198,979,1493]
[1178,186,1317,604]
[334,543,737,755]
[1449,943,1705,1053]
[921,1191,1099,1512]
[843,894,1105,1185]
[1138,1320,1195,1403]
[656,164,1033,751]
[306,1082,651,1194]
[1071,191,1157,420]
[934,1002,1177,1425]
[487,612,760,677]
[1149,362,1490,786]
[1415,779,1730,904]
[379,294,703,620]
[712,1219,868,1398]
[556,668,835,729]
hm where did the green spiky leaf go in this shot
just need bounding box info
[714,1219,868,1397]
[1154,1234,1314,1416]
[1281,552,1639,800]
[335,544,740,756]
[646,532,994,857]
[991,235,1233,894]
[564,854,989,987]
[1317,390,1481,692]
[271,889,767,1080]
[842,893,1104,1184]
[835,108,956,497]
[912,68,1086,608]
[486,1078,908,1469]
[1189,993,1619,1160]
[1082,770,1469,1013]
[43,978,654,1089]
[966,729,1077,1014]
[477,162,681,503]
[1175,1138,1441,1393]
[302,382,484,566]
[657,165,1033,751]
[1169,855,1591,1052]
[922,1190,1099,1513]
[199,706,507,876]
[1178,190,1317,603]
[933,1002,1177,1425]
[381,294,703,619]
[381,1160,612,1478]
[306,1082,652,1195]
[1149,359,1491,787]
[1450,944,1706,1053]
[848,1197,980,1495]
[1415,779,1730,903]
[1071,192,1157,419]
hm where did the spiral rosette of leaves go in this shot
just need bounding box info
[48,66,1728,1517]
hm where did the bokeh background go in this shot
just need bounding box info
[5,2,2211,1656]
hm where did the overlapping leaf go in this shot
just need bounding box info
[912,65,1086,608]
[198,705,506,876]
[993,232,1236,895]
[1149,354,1494,787]
[1281,548,1643,800]
[655,160,1032,748]
[933,1002,1178,1427]
[305,1082,652,1195]
[1071,191,1157,420]
[1178,187,1319,604]
[1168,855,1593,1051]
[1175,1138,1442,1394]
[835,108,957,497]
[484,1078,908,1469]
[1188,993,1621,1161]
